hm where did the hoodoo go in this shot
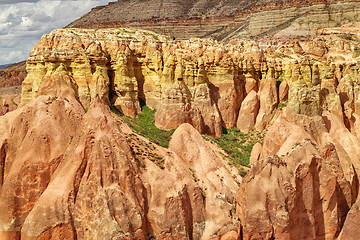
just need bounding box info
[1,0,360,239]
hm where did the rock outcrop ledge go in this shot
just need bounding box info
[22,27,360,137]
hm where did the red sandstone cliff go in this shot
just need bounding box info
[1,26,360,239]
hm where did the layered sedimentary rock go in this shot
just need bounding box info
[235,28,360,235]
[0,61,26,88]
[6,23,360,240]
[0,77,240,239]
[20,28,255,137]
[67,0,360,40]
[22,28,360,137]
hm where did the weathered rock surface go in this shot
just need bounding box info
[255,77,278,131]
[67,0,360,41]
[20,28,253,137]
[5,24,360,240]
[0,86,21,116]
[169,123,240,239]
[237,108,360,239]
[0,62,26,115]
[0,79,240,239]
[236,90,259,133]
[279,80,289,103]
[0,61,26,88]
[21,27,360,137]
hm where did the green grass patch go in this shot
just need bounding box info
[275,53,289,59]
[277,72,285,82]
[277,102,287,108]
[144,32,160,41]
[123,29,135,34]
[204,128,259,169]
[111,101,174,148]
[111,101,263,175]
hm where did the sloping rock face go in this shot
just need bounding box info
[235,34,360,235]
[7,25,360,240]
[67,0,360,40]
[236,90,259,133]
[0,86,21,116]
[237,108,360,239]
[21,27,360,137]
[169,123,240,239]
[0,61,26,88]
[0,62,26,115]
[0,81,240,239]
[20,28,259,137]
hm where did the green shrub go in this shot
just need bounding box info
[204,128,261,168]
[111,102,174,148]
[277,102,287,108]
[238,167,248,177]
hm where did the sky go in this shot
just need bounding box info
[0,0,113,65]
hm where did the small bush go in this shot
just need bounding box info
[238,167,248,177]
[204,128,261,168]
[277,102,287,108]
[111,102,174,148]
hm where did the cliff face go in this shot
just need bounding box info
[0,94,240,239]
[0,61,26,88]
[21,28,360,136]
[237,109,360,239]
[0,62,25,116]
[22,28,248,137]
[4,26,360,239]
[67,0,360,40]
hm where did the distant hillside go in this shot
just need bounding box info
[0,61,26,88]
[67,0,360,41]
[0,64,11,70]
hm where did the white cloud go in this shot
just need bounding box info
[1,50,25,63]
[0,0,41,4]
[0,0,113,65]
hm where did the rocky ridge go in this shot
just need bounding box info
[236,99,360,239]
[22,28,360,136]
[0,92,240,239]
[3,26,360,239]
[0,61,26,88]
[0,61,26,116]
[67,0,360,40]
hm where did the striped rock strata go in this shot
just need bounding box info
[22,28,360,136]
[67,0,360,41]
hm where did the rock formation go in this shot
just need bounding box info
[21,27,360,137]
[5,25,360,239]
[0,78,240,239]
[0,86,21,116]
[233,27,360,237]
[67,0,360,41]
[237,108,360,239]
[236,90,259,133]
[0,62,26,116]
[0,61,26,88]
[21,28,252,137]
